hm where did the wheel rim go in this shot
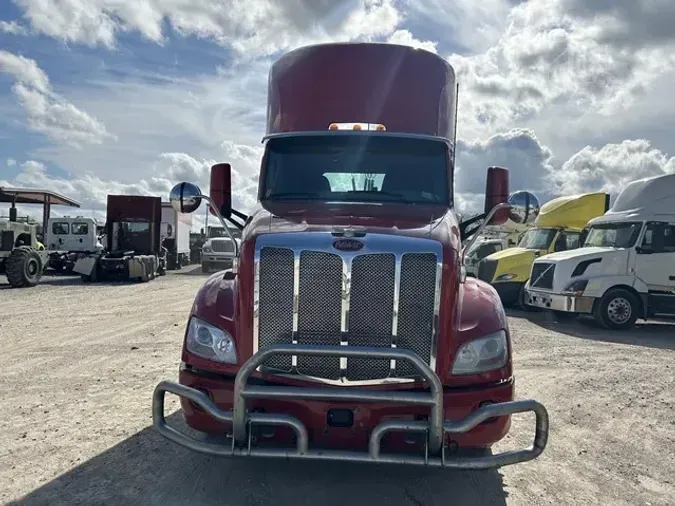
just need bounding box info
[607,297,631,324]
[27,259,38,276]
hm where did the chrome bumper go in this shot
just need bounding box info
[525,289,595,313]
[153,344,549,469]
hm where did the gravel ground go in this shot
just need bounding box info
[1,267,674,506]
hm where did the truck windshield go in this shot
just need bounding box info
[518,228,557,250]
[583,222,642,248]
[261,135,450,205]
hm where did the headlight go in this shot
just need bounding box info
[451,330,508,375]
[495,273,517,282]
[562,279,588,295]
[186,317,238,364]
[202,247,212,253]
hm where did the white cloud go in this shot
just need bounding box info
[403,0,513,52]
[386,29,437,53]
[456,128,555,196]
[446,0,675,142]
[0,20,29,35]
[0,50,114,148]
[454,132,675,214]
[554,139,675,196]
[13,0,401,58]
[1,138,262,227]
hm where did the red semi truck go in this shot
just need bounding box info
[153,42,549,468]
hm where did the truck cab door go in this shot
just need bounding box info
[634,222,675,314]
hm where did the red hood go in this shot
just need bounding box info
[241,201,460,245]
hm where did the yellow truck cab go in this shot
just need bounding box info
[477,192,610,307]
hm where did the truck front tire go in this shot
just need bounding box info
[594,288,639,330]
[6,247,43,288]
[201,262,210,273]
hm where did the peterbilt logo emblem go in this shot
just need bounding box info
[332,238,364,251]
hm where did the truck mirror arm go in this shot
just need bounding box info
[460,203,510,271]
[199,194,240,261]
[224,214,245,231]
[459,213,488,242]
[223,208,250,231]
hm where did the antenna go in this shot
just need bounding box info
[453,82,459,168]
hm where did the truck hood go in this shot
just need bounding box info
[533,247,631,291]
[482,247,539,283]
[536,246,623,263]
[485,247,535,261]
[243,201,458,245]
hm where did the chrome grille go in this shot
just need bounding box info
[254,233,442,384]
[258,247,294,371]
[396,253,437,377]
[477,258,497,283]
[531,262,555,289]
[346,254,396,380]
[296,251,343,380]
[211,239,234,253]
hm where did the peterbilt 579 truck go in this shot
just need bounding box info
[153,43,549,469]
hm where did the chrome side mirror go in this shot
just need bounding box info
[507,191,539,225]
[168,181,240,269]
[170,182,203,214]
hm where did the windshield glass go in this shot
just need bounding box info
[583,222,643,248]
[261,135,450,205]
[518,228,557,250]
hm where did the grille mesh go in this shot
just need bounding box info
[346,254,395,380]
[256,241,439,382]
[258,247,294,371]
[396,253,437,378]
[477,258,497,283]
[296,251,343,379]
[210,240,234,252]
[530,262,555,289]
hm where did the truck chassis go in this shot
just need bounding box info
[154,344,548,468]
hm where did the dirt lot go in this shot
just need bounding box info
[1,268,674,506]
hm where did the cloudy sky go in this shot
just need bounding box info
[1,0,674,227]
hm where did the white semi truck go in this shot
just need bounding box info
[161,202,192,270]
[525,173,675,329]
[45,216,104,272]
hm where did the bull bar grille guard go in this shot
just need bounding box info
[153,344,549,469]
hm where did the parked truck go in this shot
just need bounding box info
[464,219,532,277]
[161,202,192,270]
[74,195,166,282]
[525,173,675,328]
[152,42,549,469]
[1,187,81,288]
[477,191,609,308]
[45,216,104,272]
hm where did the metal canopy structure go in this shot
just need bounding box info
[0,187,82,235]
[0,187,81,207]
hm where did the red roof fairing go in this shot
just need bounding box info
[266,43,457,140]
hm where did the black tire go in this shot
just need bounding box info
[594,288,639,330]
[6,247,43,288]
[201,262,210,273]
[552,310,578,322]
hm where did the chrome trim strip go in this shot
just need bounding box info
[292,253,300,368]
[252,232,444,385]
[252,247,261,353]
[340,256,350,373]
[430,258,443,372]
[391,255,402,371]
